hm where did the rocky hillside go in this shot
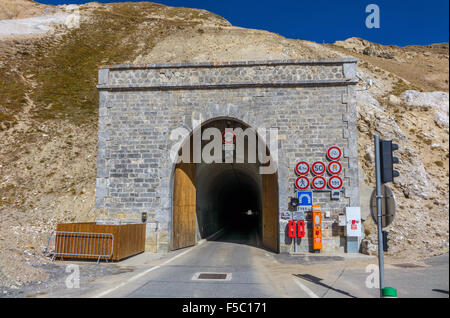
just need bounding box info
[0,1,448,288]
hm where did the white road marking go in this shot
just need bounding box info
[127,265,161,283]
[93,282,126,298]
[293,278,320,298]
[92,244,199,298]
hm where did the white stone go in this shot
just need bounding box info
[401,90,449,128]
[388,94,401,105]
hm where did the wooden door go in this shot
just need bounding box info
[172,163,196,250]
[262,173,279,253]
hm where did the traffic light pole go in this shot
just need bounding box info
[374,135,385,297]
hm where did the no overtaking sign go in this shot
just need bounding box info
[327,146,342,161]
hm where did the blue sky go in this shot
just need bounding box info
[36,0,449,46]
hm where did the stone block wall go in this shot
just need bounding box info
[96,59,359,253]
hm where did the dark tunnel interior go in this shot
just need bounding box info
[196,163,262,246]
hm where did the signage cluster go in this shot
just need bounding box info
[294,146,343,191]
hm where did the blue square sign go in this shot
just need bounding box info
[297,191,313,206]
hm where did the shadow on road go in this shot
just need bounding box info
[432,289,449,295]
[294,273,357,298]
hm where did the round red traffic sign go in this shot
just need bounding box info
[222,130,236,144]
[311,176,326,190]
[295,176,310,190]
[328,176,343,190]
[311,161,326,176]
[327,146,342,161]
[295,161,310,175]
[327,161,342,175]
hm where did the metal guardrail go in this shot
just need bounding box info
[44,231,114,263]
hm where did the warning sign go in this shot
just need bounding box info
[295,176,310,190]
[311,176,326,190]
[327,146,342,161]
[311,161,326,176]
[295,161,310,175]
[328,176,343,190]
[327,161,342,175]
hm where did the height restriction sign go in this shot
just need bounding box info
[295,176,310,190]
[311,176,327,190]
[311,161,326,176]
[327,146,342,161]
[295,161,310,175]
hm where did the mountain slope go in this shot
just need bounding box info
[0,1,448,288]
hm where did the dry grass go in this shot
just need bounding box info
[21,3,221,124]
[0,64,26,129]
[0,0,47,20]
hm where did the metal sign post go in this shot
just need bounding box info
[374,134,385,297]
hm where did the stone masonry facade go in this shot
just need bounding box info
[95,58,360,253]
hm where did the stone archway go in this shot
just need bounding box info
[171,117,279,253]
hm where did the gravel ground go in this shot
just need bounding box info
[0,260,127,298]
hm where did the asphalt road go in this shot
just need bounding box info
[289,254,449,298]
[39,229,448,298]
[108,228,279,298]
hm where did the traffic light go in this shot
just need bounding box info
[290,197,299,209]
[382,230,389,252]
[380,140,399,183]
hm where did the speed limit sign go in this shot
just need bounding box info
[311,161,326,176]
[328,176,343,190]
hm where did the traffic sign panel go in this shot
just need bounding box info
[327,146,342,161]
[327,161,342,175]
[295,161,310,175]
[297,206,311,213]
[311,161,326,176]
[281,211,292,219]
[297,191,313,206]
[295,176,310,190]
[328,176,343,190]
[311,176,326,190]
[292,211,305,221]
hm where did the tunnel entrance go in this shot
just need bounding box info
[171,118,278,252]
[196,163,261,247]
